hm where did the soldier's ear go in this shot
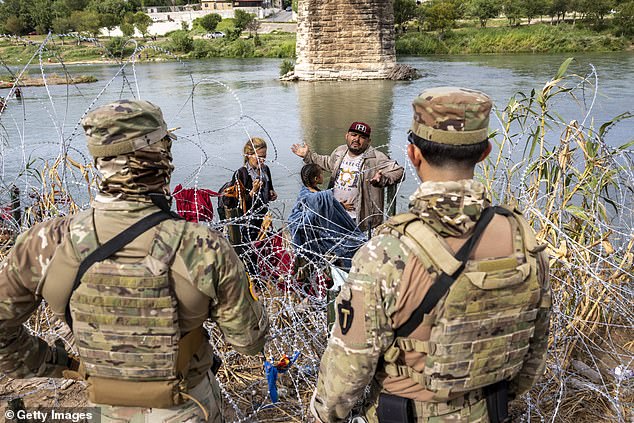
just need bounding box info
[478,141,492,163]
[407,144,422,168]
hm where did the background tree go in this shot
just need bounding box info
[521,0,548,23]
[245,17,261,38]
[52,16,74,35]
[65,0,91,10]
[120,21,135,37]
[197,13,222,32]
[134,12,153,38]
[71,10,102,37]
[394,0,419,32]
[613,0,634,35]
[3,15,26,35]
[503,0,524,26]
[170,30,193,52]
[0,0,32,34]
[468,0,502,27]
[100,14,120,36]
[423,0,462,37]
[234,9,255,35]
[581,0,615,27]
[27,0,54,34]
[548,0,568,23]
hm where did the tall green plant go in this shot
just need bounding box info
[482,58,634,420]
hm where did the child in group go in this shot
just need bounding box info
[288,163,366,274]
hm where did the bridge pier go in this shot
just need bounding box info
[293,0,396,81]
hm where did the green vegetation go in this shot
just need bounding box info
[0,0,631,64]
[397,23,627,54]
[194,13,222,33]
[189,32,296,59]
[279,58,295,76]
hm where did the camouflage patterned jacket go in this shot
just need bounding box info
[304,145,404,231]
[0,196,268,383]
[311,180,551,422]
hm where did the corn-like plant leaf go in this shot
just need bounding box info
[555,57,575,80]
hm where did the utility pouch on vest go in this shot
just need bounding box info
[484,380,510,423]
[87,377,182,409]
[376,393,414,423]
[84,326,207,408]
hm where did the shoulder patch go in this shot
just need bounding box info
[337,299,354,335]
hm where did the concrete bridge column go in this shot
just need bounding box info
[294,0,396,81]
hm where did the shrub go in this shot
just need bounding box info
[279,58,294,76]
[225,38,255,57]
[105,37,133,58]
[170,30,194,53]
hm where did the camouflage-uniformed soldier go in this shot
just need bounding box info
[0,100,268,422]
[310,87,551,423]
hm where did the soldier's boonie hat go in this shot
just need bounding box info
[411,87,492,145]
[82,99,176,157]
[348,121,371,137]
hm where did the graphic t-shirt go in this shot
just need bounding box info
[333,153,363,220]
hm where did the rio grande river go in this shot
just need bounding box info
[1,52,632,215]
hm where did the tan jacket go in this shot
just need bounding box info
[304,144,404,231]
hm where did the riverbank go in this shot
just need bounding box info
[0,74,96,88]
[0,23,630,66]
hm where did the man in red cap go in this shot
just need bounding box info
[291,121,404,232]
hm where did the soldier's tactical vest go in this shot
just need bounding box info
[67,211,204,408]
[379,207,545,401]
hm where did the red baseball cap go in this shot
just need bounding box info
[348,121,371,137]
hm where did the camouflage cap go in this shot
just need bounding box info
[82,99,176,158]
[411,87,492,145]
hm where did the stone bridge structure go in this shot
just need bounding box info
[293,0,396,81]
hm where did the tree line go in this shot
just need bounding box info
[2,0,632,39]
[395,0,634,36]
[0,0,152,37]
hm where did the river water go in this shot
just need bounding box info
[1,52,632,215]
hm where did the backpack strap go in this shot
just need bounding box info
[394,206,512,338]
[65,210,176,325]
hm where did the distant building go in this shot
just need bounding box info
[201,0,233,11]
[234,1,264,7]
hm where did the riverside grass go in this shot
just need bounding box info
[0,22,630,65]
[397,23,628,55]
[0,55,632,422]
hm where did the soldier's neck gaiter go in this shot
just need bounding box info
[408,179,490,237]
[96,138,174,203]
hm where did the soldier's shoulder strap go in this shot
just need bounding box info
[394,206,508,338]
[500,206,548,254]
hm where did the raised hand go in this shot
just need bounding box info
[291,143,309,158]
